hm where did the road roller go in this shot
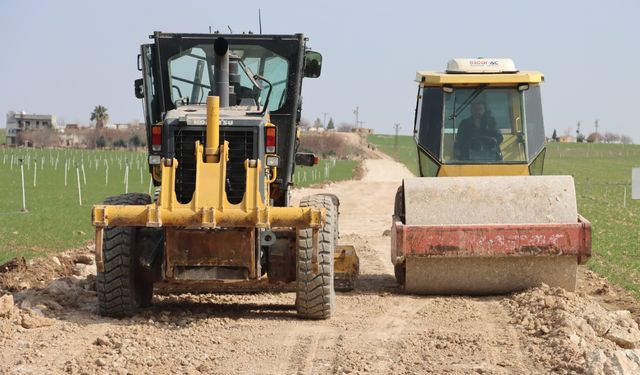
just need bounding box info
[391,58,591,294]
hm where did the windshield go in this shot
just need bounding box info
[443,86,527,163]
[168,44,289,111]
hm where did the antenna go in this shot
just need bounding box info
[259,8,262,34]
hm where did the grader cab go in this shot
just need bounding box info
[91,32,357,320]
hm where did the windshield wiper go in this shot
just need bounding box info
[237,59,263,90]
[448,84,488,120]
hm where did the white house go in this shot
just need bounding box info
[5,111,57,146]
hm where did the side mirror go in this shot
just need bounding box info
[134,78,144,99]
[295,152,319,166]
[304,51,322,78]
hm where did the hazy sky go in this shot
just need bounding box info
[1,1,639,140]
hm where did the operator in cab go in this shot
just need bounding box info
[454,101,503,161]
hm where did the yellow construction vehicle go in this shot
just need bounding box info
[392,58,591,294]
[91,32,357,319]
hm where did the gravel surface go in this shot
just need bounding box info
[1,153,639,374]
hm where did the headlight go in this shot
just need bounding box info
[266,155,279,167]
[148,155,161,165]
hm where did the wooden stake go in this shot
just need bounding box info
[20,159,27,212]
[124,162,129,193]
[76,165,83,206]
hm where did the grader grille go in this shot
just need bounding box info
[174,128,257,204]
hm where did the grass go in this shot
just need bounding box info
[293,159,358,188]
[0,128,5,145]
[0,148,355,263]
[544,142,640,297]
[369,135,640,298]
[0,148,150,263]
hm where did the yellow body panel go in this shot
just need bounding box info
[92,96,324,230]
[500,134,526,161]
[416,71,544,86]
[440,134,525,163]
[334,245,359,291]
[438,164,530,177]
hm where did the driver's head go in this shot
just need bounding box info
[471,102,486,119]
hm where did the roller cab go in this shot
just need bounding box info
[392,58,591,294]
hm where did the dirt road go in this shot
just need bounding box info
[1,155,640,374]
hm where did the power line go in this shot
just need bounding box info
[394,123,401,157]
[353,106,359,129]
[321,112,329,128]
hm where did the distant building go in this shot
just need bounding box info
[557,135,576,143]
[110,122,142,130]
[5,111,57,146]
[59,133,83,147]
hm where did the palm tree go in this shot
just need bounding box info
[90,105,109,129]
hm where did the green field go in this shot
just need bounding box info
[0,129,5,145]
[0,148,355,263]
[293,159,358,188]
[0,149,149,261]
[369,135,640,298]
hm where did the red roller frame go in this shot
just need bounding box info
[392,215,591,264]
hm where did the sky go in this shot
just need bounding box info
[1,0,639,140]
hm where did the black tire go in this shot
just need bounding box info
[97,193,153,317]
[316,194,340,246]
[296,195,336,319]
[393,185,406,286]
[394,263,406,287]
[394,185,405,223]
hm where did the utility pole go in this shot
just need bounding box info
[393,123,401,158]
[595,119,599,134]
[321,112,329,128]
[353,106,359,129]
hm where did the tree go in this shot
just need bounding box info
[313,117,323,129]
[299,118,311,130]
[96,135,107,148]
[604,132,620,143]
[337,122,354,132]
[113,139,127,148]
[327,118,335,130]
[620,135,633,144]
[90,105,109,129]
[551,129,558,142]
[20,129,59,147]
[129,134,142,148]
[586,132,603,143]
[577,133,586,143]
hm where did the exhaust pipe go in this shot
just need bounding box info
[213,37,230,108]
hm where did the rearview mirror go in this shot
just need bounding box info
[134,79,144,99]
[304,51,322,78]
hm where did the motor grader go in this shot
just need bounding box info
[91,32,357,319]
[392,58,592,294]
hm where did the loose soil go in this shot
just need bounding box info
[1,151,639,374]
